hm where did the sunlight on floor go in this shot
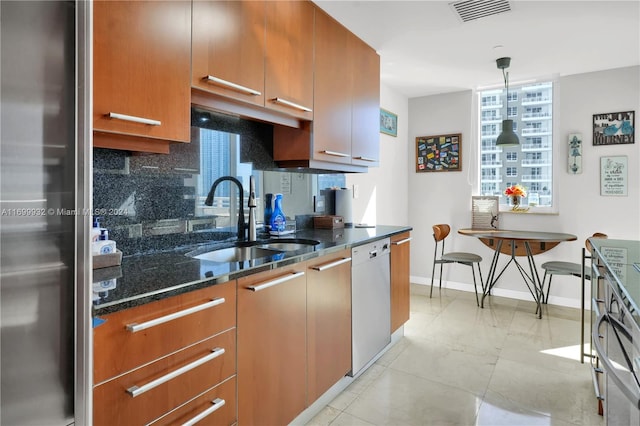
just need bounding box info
[540,344,582,361]
[476,398,552,426]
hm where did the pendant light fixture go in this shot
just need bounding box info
[495,57,519,146]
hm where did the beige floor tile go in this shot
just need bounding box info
[389,336,498,396]
[330,412,376,426]
[347,364,386,395]
[509,309,583,345]
[477,390,581,426]
[305,405,341,426]
[499,332,590,375]
[408,314,508,357]
[344,368,479,426]
[435,297,517,330]
[305,290,601,426]
[327,390,359,412]
[486,358,603,425]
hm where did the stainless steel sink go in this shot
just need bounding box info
[189,246,281,263]
[186,238,320,263]
[258,239,320,252]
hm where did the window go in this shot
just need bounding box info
[478,81,554,210]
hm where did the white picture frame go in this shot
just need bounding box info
[600,156,628,196]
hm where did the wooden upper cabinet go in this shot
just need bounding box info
[350,34,381,167]
[93,0,191,145]
[191,0,266,107]
[264,1,314,120]
[312,8,353,165]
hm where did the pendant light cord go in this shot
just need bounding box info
[502,68,509,111]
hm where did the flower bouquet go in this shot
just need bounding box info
[504,184,528,211]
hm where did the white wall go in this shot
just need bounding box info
[407,66,640,307]
[347,83,410,226]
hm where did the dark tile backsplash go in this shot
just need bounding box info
[94,109,346,256]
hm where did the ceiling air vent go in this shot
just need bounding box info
[449,0,512,23]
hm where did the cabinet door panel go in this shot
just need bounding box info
[93,330,236,426]
[94,281,236,384]
[312,9,352,164]
[264,1,314,120]
[93,0,191,143]
[307,250,352,403]
[237,265,307,425]
[151,377,237,426]
[192,0,265,106]
[391,232,411,332]
[351,34,381,167]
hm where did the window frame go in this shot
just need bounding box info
[475,77,559,214]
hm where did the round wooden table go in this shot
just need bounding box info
[459,229,577,318]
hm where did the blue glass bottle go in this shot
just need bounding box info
[269,193,286,233]
[264,193,273,229]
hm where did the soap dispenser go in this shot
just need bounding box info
[269,193,286,234]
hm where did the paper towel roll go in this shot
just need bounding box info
[335,188,353,226]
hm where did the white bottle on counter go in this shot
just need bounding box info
[92,229,116,255]
[91,217,103,243]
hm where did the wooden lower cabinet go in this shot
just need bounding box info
[237,264,307,426]
[151,377,237,426]
[306,250,352,402]
[93,330,236,426]
[94,281,236,384]
[391,232,412,332]
[93,281,237,425]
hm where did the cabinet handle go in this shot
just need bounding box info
[320,150,350,158]
[247,271,305,292]
[353,156,377,162]
[181,398,226,426]
[311,257,352,271]
[126,348,225,398]
[107,112,161,126]
[173,168,199,172]
[204,75,261,96]
[392,237,412,246]
[126,298,225,332]
[270,97,312,112]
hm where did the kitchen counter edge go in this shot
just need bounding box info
[92,225,412,316]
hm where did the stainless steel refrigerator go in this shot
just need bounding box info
[1,1,91,424]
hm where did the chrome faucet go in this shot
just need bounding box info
[247,175,257,241]
[205,176,246,240]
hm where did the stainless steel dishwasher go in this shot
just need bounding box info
[350,237,391,376]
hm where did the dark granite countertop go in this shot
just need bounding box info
[92,225,412,316]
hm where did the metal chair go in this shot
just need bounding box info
[541,232,607,363]
[430,224,484,306]
[541,232,607,304]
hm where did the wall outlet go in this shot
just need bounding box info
[353,184,359,199]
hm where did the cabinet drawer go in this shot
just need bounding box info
[94,281,236,383]
[151,376,237,426]
[94,329,236,426]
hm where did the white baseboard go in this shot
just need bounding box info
[410,275,584,309]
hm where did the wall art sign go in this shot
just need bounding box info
[415,133,461,172]
[380,108,397,137]
[600,155,627,196]
[593,111,635,145]
[568,133,582,174]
